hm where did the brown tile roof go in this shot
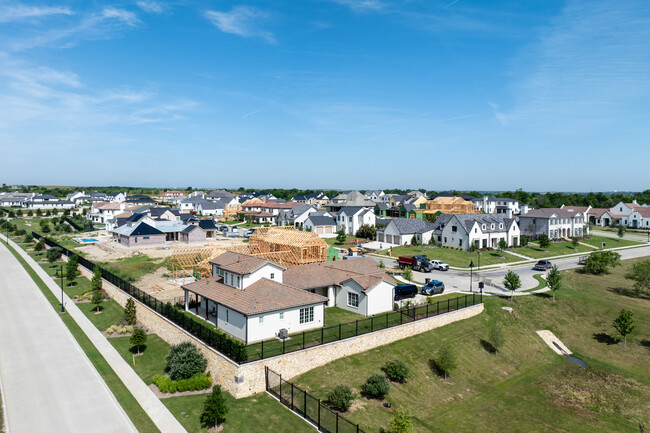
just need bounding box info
[182,277,327,316]
[283,257,396,293]
[562,205,590,213]
[95,202,123,210]
[589,208,610,218]
[209,251,284,275]
[633,208,650,217]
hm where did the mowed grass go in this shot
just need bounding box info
[109,335,170,384]
[163,392,314,433]
[4,242,160,433]
[583,235,643,249]
[380,245,519,267]
[77,299,125,331]
[516,240,594,258]
[324,306,365,327]
[291,259,650,433]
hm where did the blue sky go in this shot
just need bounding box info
[1,0,649,191]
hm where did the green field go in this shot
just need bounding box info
[110,335,171,384]
[583,235,642,249]
[163,392,313,433]
[291,259,650,433]
[77,299,126,331]
[324,235,357,246]
[516,240,594,258]
[380,245,520,267]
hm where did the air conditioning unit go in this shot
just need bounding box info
[278,328,289,340]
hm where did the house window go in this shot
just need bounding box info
[143,236,150,240]
[444,237,447,243]
[437,236,441,242]
[279,312,284,320]
[474,228,477,233]
[491,224,495,229]
[451,225,457,232]
[236,276,240,288]
[270,273,275,280]
[499,224,503,229]
[259,316,264,324]
[347,292,359,308]
[482,224,486,230]
[299,307,314,324]
[459,239,463,247]
[226,310,229,322]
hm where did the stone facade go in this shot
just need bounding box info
[74,256,483,398]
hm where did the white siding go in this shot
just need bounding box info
[246,303,324,343]
[216,304,246,342]
[366,281,395,316]
[335,281,367,315]
[242,263,285,286]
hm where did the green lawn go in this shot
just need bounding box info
[324,306,365,327]
[324,235,356,246]
[99,254,168,282]
[583,235,642,249]
[515,240,594,259]
[381,245,519,267]
[163,392,314,433]
[77,299,125,331]
[290,259,650,433]
[109,335,171,384]
[520,273,547,292]
[5,243,160,433]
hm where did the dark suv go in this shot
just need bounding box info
[421,280,445,295]
[394,284,418,299]
[533,260,552,271]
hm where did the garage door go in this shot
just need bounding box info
[377,233,384,242]
[385,234,392,244]
[316,227,323,234]
[325,226,333,234]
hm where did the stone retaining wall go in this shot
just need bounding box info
[68,254,484,398]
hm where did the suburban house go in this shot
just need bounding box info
[376,218,438,246]
[111,222,167,247]
[304,215,337,237]
[628,208,650,228]
[155,190,187,204]
[23,194,75,210]
[277,204,317,228]
[472,196,521,217]
[283,257,396,316]
[336,206,376,235]
[179,225,207,243]
[517,208,587,239]
[587,208,619,227]
[291,192,330,207]
[206,189,237,202]
[88,202,137,224]
[196,200,225,217]
[238,201,301,225]
[181,252,327,343]
[606,201,649,227]
[432,214,520,250]
[326,191,375,213]
[124,195,156,206]
[364,190,385,202]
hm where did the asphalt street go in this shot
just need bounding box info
[0,242,137,433]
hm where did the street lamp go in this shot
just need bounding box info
[469,260,474,292]
[55,265,64,313]
[477,251,482,271]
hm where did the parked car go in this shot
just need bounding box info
[421,280,445,295]
[219,225,229,232]
[394,284,418,299]
[244,228,255,238]
[397,255,434,272]
[533,260,552,271]
[430,260,449,271]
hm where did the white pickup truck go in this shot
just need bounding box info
[430,260,449,271]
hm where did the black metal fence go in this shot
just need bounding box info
[63,217,83,231]
[245,292,482,362]
[32,232,247,363]
[31,232,483,365]
[266,367,365,433]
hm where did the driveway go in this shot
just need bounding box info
[0,243,137,433]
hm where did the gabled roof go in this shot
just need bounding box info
[198,220,217,230]
[182,225,202,233]
[183,277,326,316]
[518,208,581,219]
[445,214,516,234]
[375,203,390,210]
[112,222,165,237]
[209,251,285,275]
[306,215,336,226]
[385,218,437,235]
[338,206,366,215]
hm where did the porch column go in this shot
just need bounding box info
[327,285,335,307]
[184,290,189,311]
[195,294,199,314]
[205,299,209,320]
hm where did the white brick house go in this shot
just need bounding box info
[433,214,520,250]
[517,208,587,239]
[337,206,375,236]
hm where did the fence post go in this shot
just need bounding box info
[473,292,475,305]
[338,323,341,340]
[304,390,307,417]
[447,298,450,313]
[303,331,305,349]
[261,340,264,360]
[265,366,268,391]
[385,312,388,328]
[291,383,294,409]
[456,296,459,311]
[371,315,374,331]
[355,320,358,336]
[318,399,321,429]
[321,327,324,344]
[283,338,286,354]
[279,375,282,403]
[426,302,429,317]
[400,310,403,324]
[336,412,339,433]
[437,301,439,315]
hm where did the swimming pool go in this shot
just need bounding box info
[78,238,98,243]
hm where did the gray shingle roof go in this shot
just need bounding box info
[387,218,438,234]
[518,208,580,219]
[306,216,336,226]
[436,214,516,234]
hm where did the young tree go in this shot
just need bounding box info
[27,210,34,217]
[91,290,103,312]
[129,327,147,354]
[538,234,551,249]
[503,270,521,301]
[200,385,228,429]
[520,236,529,247]
[355,224,376,240]
[497,238,508,253]
[41,223,51,234]
[617,224,625,239]
[389,408,413,433]
[488,322,504,355]
[35,208,42,216]
[91,266,103,292]
[583,251,621,275]
[625,259,650,295]
[436,342,457,379]
[571,237,579,249]
[124,298,137,325]
[46,247,62,265]
[612,309,635,348]
[379,260,385,269]
[34,239,45,252]
[403,267,413,282]
[22,234,33,244]
[326,385,355,412]
[336,229,347,244]
[546,264,562,302]
[66,255,78,286]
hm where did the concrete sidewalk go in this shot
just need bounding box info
[1,235,187,433]
[0,241,137,433]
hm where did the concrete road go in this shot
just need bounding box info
[372,245,650,296]
[0,243,137,433]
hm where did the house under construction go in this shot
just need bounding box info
[168,227,328,282]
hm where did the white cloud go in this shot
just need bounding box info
[135,1,163,14]
[102,7,140,27]
[488,102,508,126]
[205,6,275,44]
[0,4,75,23]
[328,0,387,12]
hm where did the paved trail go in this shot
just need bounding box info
[0,242,137,433]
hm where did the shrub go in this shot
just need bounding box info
[165,341,207,380]
[436,342,457,378]
[200,384,228,428]
[22,234,33,244]
[46,247,63,264]
[326,385,355,412]
[361,373,389,399]
[403,267,413,282]
[34,239,45,252]
[538,234,550,249]
[124,298,137,325]
[389,408,413,433]
[584,251,622,275]
[520,236,529,247]
[105,324,134,335]
[383,359,411,383]
[153,372,213,394]
[15,228,26,236]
